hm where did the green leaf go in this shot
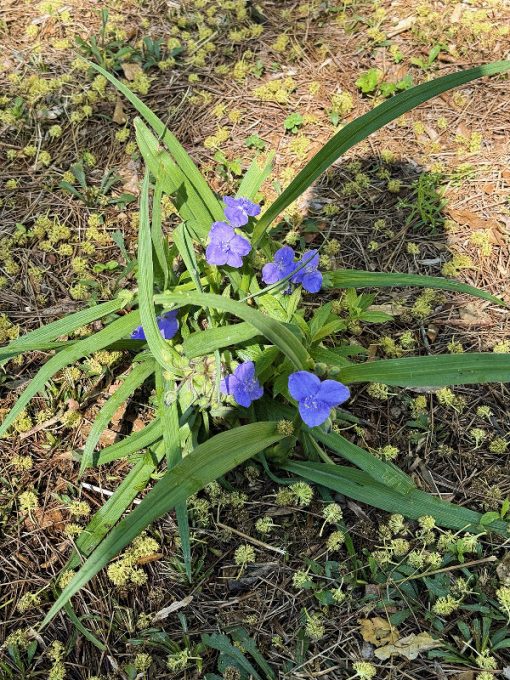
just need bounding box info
[311,319,347,342]
[173,223,203,290]
[356,68,383,94]
[339,353,510,387]
[0,298,124,360]
[324,269,506,306]
[312,428,414,493]
[253,61,510,244]
[155,291,310,369]
[309,346,352,368]
[150,181,170,289]
[229,628,276,680]
[0,312,140,438]
[202,633,262,680]
[183,322,261,359]
[135,119,213,240]
[89,418,163,466]
[156,367,191,579]
[70,443,165,568]
[79,359,155,474]
[237,152,274,200]
[284,461,508,535]
[87,62,223,224]
[137,171,179,372]
[41,422,283,627]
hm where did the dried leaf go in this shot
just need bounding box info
[375,632,443,660]
[446,207,500,233]
[112,98,127,124]
[121,62,143,81]
[358,617,399,647]
[152,596,193,623]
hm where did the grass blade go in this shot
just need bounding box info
[339,353,510,387]
[155,291,309,369]
[284,461,507,535]
[324,269,506,306]
[79,358,155,474]
[0,312,140,438]
[41,422,283,626]
[253,61,510,243]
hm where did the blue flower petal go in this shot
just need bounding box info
[298,398,331,427]
[301,270,322,293]
[131,325,146,340]
[261,262,280,284]
[224,203,248,228]
[288,371,321,401]
[157,312,179,340]
[317,380,350,407]
[221,374,238,396]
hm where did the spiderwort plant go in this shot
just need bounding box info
[3,60,510,627]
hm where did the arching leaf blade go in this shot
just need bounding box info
[253,61,510,243]
[41,422,283,627]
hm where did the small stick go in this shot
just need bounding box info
[393,555,497,585]
[216,521,286,555]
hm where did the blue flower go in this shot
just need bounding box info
[261,246,296,285]
[223,196,261,228]
[291,250,322,293]
[221,361,264,407]
[206,221,251,268]
[131,310,179,341]
[288,371,350,427]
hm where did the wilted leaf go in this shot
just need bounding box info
[375,632,443,660]
[358,617,399,647]
[112,98,127,124]
[122,63,143,81]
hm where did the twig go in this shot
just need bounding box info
[216,521,286,555]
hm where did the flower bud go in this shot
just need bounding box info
[313,362,328,377]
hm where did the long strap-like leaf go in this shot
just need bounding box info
[135,119,214,241]
[339,353,510,387]
[138,171,180,371]
[183,321,262,358]
[284,461,508,535]
[41,422,283,627]
[79,359,155,474]
[0,312,140,437]
[1,298,124,359]
[87,62,223,224]
[155,291,309,369]
[69,443,165,568]
[253,61,510,243]
[312,428,414,493]
[90,418,163,466]
[324,269,505,307]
